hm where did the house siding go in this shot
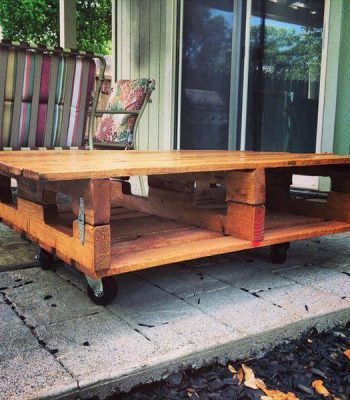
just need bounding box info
[114,0,177,150]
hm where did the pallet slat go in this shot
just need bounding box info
[105,214,350,276]
[2,150,350,279]
[1,150,350,181]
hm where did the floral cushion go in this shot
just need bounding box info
[94,78,153,146]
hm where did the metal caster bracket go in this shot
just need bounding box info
[85,276,104,297]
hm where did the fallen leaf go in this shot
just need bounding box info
[227,364,237,375]
[236,364,299,400]
[343,349,350,359]
[187,388,196,398]
[259,388,299,400]
[242,364,264,389]
[312,380,331,397]
[237,367,244,384]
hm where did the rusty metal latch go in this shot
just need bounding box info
[78,197,85,245]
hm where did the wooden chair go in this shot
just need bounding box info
[0,39,105,149]
[92,78,155,150]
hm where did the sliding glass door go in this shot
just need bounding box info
[179,0,236,149]
[245,0,325,152]
[178,0,326,153]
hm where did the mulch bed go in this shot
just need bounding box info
[109,322,350,400]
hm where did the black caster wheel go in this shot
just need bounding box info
[270,242,290,264]
[37,248,54,269]
[87,277,118,306]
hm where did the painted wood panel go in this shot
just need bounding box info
[115,0,177,150]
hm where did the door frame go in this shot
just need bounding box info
[175,0,185,150]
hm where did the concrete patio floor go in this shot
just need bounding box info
[1,223,350,400]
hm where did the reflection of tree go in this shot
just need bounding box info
[183,3,232,85]
[250,25,322,81]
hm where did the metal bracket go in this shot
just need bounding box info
[78,197,85,245]
[85,276,104,297]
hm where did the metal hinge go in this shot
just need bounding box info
[78,197,85,245]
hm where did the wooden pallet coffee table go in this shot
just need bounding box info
[1,149,350,305]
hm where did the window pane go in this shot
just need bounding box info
[246,0,325,152]
[180,0,234,149]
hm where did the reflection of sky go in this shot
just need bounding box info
[211,10,304,32]
[251,15,303,32]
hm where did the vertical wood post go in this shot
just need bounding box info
[111,0,118,83]
[59,0,77,49]
[224,169,266,242]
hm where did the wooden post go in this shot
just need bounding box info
[111,0,117,83]
[59,0,77,48]
[224,169,266,242]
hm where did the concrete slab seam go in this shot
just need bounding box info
[0,290,80,391]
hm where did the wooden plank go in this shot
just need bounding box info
[113,188,224,233]
[113,226,220,255]
[1,150,350,181]
[71,179,110,226]
[17,177,111,226]
[326,191,350,222]
[104,216,350,276]
[264,212,323,231]
[225,169,265,205]
[111,215,186,239]
[225,202,265,242]
[148,174,194,193]
[271,198,327,219]
[17,176,56,204]
[0,197,110,275]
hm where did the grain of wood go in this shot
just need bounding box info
[1,150,350,181]
[2,150,350,278]
[104,214,350,276]
[0,197,110,274]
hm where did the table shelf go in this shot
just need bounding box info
[50,201,350,277]
[104,206,350,276]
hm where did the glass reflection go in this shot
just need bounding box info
[246,0,325,152]
[180,0,234,149]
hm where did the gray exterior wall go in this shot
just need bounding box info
[113,0,177,150]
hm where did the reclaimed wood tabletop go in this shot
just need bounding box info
[0,150,350,181]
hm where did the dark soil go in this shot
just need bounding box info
[107,322,350,400]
